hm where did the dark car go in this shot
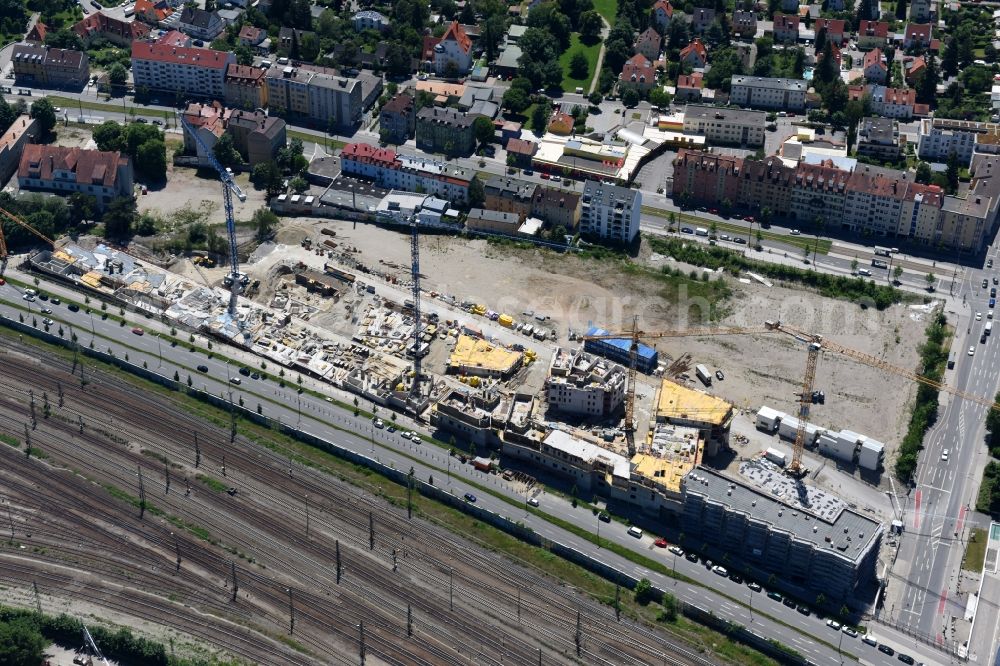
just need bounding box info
[197,365,209,372]
[984,279,990,289]
[463,492,477,502]
[38,293,48,301]
[135,117,148,123]
[239,366,251,376]
[68,304,80,312]
[50,297,60,305]
[783,597,797,608]
[685,552,699,562]
[734,237,747,244]
[877,644,895,656]
[897,654,914,664]
[715,370,724,381]
[796,605,810,616]
[681,227,694,234]
[598,512,611,523]
[729,573,743,584]
[251,372,260,380]
[767,591,783,602]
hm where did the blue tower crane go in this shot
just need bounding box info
[180,113,248,320]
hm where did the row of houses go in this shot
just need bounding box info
[182,102,287,167]
[672,148,1000,251]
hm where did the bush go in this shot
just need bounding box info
[895,312,948,482]
[977,461,1000,516]
[634,577,654,605]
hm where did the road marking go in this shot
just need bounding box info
[957,505,967,535]
[923,484,952,494]
[937,587,948,615]
[914,489,922,531]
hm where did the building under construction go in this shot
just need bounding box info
[448,335,524,379]
[653,379,734,455]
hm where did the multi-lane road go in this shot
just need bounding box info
[0,271,962,666]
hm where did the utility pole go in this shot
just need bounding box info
[517,587,521,623]
[575,610,582,657]
[6,497,14,541]
[407,466,415,519]
[78,415,84,434]
[369,511,374,550]
[615,583,621,621]
[449,567,454,611]
[221,455,226,477]
[56,382,63,408]
[392,548,397,572]
[407,603,412,637]
[32,581,41,614]
[230,561,238,602]
[304,495,310,538]
[174,533,181,572]
[335,539,342,584]
[194,433,200,468]
[359,621,366,666]
[287,588,295,635]
[165,462,170,494]
[24,424,30,457]
[138,465,146,520]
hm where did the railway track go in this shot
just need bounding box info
[0,342,719,666]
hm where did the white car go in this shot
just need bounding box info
[790,229,801,235]
[827,619,842,630]
[941,449,949,462]
[977,312,983,321]
[711,565,728,576]
[373,418,384,429]
[969,346,976,356]
[668,545,684,556]
[527,497,540,507]
[842,626,859,638]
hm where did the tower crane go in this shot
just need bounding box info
[81,621,110,666]
[179,114,248,321]
[0,206,56,277]
[409,217,423,404]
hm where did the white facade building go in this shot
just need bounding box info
[546,347,626,417]
[580,180,642,243]
[131,42,234,99]
[729,76,807,111]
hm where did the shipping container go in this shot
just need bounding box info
[695,364,712,386]
[764,448,787,467]
[755,406,782,433]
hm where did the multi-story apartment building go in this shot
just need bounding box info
[580,180,641,243]
[340,142,476,203]
[433,21,473,76]
[379,92,415,144]
[415,106,478,156]
[736,155,796,214]
[857,116,902,162]
[789,161,849,224]
[672,149,742,205]
[917,118,1000,166]
[0,115,39,185]
[73,12,150,47]
[909,0,931,22]
[729,76,807,111]
[131,42,234,100]
[483,176,538,219]
[546,347,626,417]
[18,145,133,207]
[11,45,89,89]
[731,10,756,39]
[223,63,268,110]
[860,85,916,119]
[531,187,581,231]
[843,165,910,234]
[177,7,224,41]
[265,66,364,130]
[680,466,882,601]
[682,104,765,147]
[896,183,944,240]
[226,109,286,166]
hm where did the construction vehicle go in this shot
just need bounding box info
[0,206,56,277]
[178,114,248,322]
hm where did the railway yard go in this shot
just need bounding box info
[0,340,714,666]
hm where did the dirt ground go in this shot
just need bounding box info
[257,219,930,457]
[139,167,266,220]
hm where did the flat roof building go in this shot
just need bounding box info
[683,104,766,147]
[729,76,807,111]
[655,379,734,455]
[448,334,523,379]
[546,347,626,418]
[584,326,658,373]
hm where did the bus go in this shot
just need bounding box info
[874,246,893,257]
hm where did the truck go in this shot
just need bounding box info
[695,227,709,237]
[764,447,787,467]
[695,364,712,386]
[987,322,993,336]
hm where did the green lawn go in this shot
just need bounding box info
[962,528,988,573]
[287,128,345,150]
[560,33,601,92]
[592,0,617,24]
[46,95,175,122]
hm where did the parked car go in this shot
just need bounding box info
[747,581,762,592]
[842,627,859,638]
[463,492,477,502]
[131,327,144,335]
[50,297,60,305]
[668,545,684,556]
[767,591,783,602]
[197,365,208,372]
[711,565,728,576]
[654,538,668,548]
[68,304,79,312]
[40,307,52,314]
[598,512,611,522]
[239,366,251,376]
[897,654,914,664]
[877,644,895,656]
[42,317,53,326]
[527,497,539,507]
[796,605,810,616]
[229,377,241,385]
[715,369,724,381]
[826,619,841,630]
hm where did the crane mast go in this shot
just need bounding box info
[0,206,57,276]
[409,217,422,403]
[178,114,248,321]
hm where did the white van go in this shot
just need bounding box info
[857,268,872,277]
[627,526,643,538]
[694,227,709,237]
[23,288,36,296]
[261,59,272,69]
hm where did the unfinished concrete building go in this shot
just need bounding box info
[545,347,626,418]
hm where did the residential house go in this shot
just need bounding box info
[180,102,229,163]
[340,142,476,203]
[483,176,538,219]
[772,14,799,43]
[902,23,931,50]
[531,186,581,230]
[11,44,89,89]
[18,144,133,207]
[731,11,757,39]
[72,12,150,47]
[352,10,389,32]
[857,116,902,162]
[278,28,316,56]
[682,104,765,147]
[433,21,473,76]
[415,106,479,156]
[675,72,704,103]
[635,27,662,62]
[156,30,190,48]
[238,25,266,50]
[679,38,707,68]
[902,56,926,85]
[24,22,47,44]
[621,54,655,93]
[505,138,537,168]
[857,21,889,50]
[652,0,673,32]
[177,7,224,41]
[265,65,366,130]
[813,18,847,46]
[379,92,415,144]
[0,115,39,186]
[131,41,234,100]
[548,111,574,135]
[226,109,286,165]
[223,63,268,110]
[863,48,887,84]
[580,180,642,243]
[729,75,807,111]
[134,0,174,25]
[910,0,931,22]
[789,160,850,224]
[692,8,716,34]
[861,85,916,119]
[465,208,527,235]
[779,0,798,11]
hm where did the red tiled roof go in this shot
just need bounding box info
[131,41,231,69]
[225,63,266,85]
[863,48,886,71]
[814,18,846,35]
[621,53,654,81]
[155,29,189,47]
[795,161,850,191]
[881,86,915,106]
[907,182,943,206]
[506,138,537,156]
[341,142,399,167]
[653,0,673,16]
[904,23,931,42]
[774,13,800,30]
[858,20,889,38]
[135,0,171,22]
[25,22,47,42]
[441,21,471,54]
[19,144,126,189]
[73,12,150,42]
[381,92,414,116]
[182,101,229,136]
[422,35,441,60]
[680,38,707,63]
[239,25,264,43]
[678,72,704,89]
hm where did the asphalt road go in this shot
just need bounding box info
[0,274,955,666]
[890,251,1000,642]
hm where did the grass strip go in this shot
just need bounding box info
[962,527,988,573]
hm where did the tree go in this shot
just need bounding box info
[926,273,936,288]
[289,176,308,193]
[45,28,84,51]
[299,32,320,62]
[634,577,654,604]
[251,207,278,240]
[649,87,672,108]
[579,10,602,42]
[0,619,46,666]
[473,116,494,145]
[102,196,137,240]
[213,133,243,169]
[916,54,937,106]
[108,62,128,87]
[234,44,253,66]
[30,98,56,135]
[93,121,125,152]
[893,265,903,283]
[895,0,906,20]
[530,99,552,132]
[468,178,485,207]
[136,139,166,181]
[941,35,958,78]
[588,91,603,105]
[620,84,640,107]
[660,592,679,622]
[68,192,97,226]
[915,161,932,184]
[946,150,959,194]
[251,160,284,196]
[569,50,589,79]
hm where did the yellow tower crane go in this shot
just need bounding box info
[0,206,56,277]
